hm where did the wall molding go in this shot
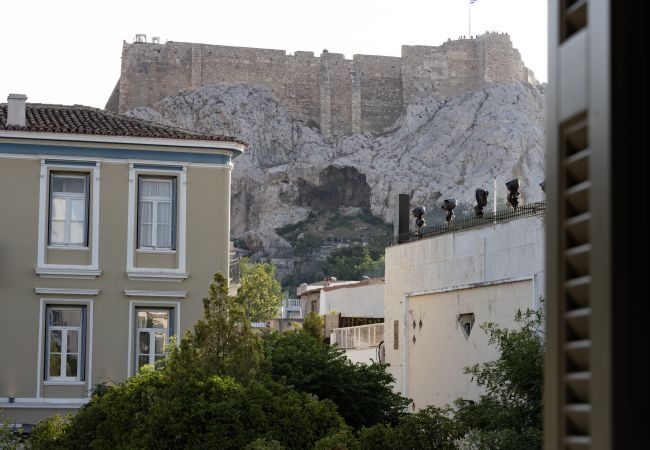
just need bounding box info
[124,290,187,298]
[35,288,100,295]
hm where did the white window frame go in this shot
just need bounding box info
[45,306,83,381]
[134,309,172,371]
[49,173,88,247]
[36,298,94,398]
[127,300,180,377]
[36,160,101,279]
[126,165,187,280]
[138,177,175,250]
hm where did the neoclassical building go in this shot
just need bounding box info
[0,94,245,426]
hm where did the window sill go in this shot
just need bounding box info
[35,267,102,279]
[136,248,176,254]
[127,271,189,282]
[47,245,89,251]
[43,380,85,386]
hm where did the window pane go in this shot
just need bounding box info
[154,332,165,354]
[51,197,66,220]
[139,332,150,354]
[137,311,148,328]
[141,179,172,198]
[52,176,65,193]
[50,221,65,243]
[70,221,85,244]
[50,330,62,352]
[138,355,150,370]
[149,311,169,329]
[50,309,81,327]
[49,354,61,377]
[70,199,85,221]
[65,177,85,193]
[66,355,78,378]
[139,201,153,223]
[67,330,79,353]
[157,202,172,224]
[139,224,152,247]
[157,224,171,248]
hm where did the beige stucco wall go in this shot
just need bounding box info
[384,214,544,409]
[406,281,531,409]
[319,282,384,317]
[0,155,233,425]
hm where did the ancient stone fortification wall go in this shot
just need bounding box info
[108,32,533,135]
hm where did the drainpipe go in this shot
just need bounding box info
[402,294,409,398]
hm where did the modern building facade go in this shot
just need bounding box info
[0,95,245,425]
[384,204,545,410]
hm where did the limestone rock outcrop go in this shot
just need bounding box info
[126,81,545,257]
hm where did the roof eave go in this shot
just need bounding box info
[0,130,246,156]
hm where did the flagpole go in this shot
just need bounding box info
[469,2,471,37]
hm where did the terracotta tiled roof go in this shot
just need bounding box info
[0,103,247,146]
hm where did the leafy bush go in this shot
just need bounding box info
[263,331,410,429]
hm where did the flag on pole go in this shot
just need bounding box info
[470,0,477,4]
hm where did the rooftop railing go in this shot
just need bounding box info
[331,323,384,350]
[389,201,545,246]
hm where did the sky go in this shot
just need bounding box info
[2,0,547,109]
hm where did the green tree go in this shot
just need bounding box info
[0,409,27,450]
[167,272,263,381]
[302,311,324,342]
[323,245,384,281]
[263,331,411,429]
[236,258,283,322]
[454,307,544,449]
[28,273,347,450]
[314,406,461,450]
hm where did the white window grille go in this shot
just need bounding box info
[138,177,175,250]
[135,309,173,371]
[49,173,88,246]
[46,306,84,381]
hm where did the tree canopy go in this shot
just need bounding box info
[262,329,411,429]
[236,258,283,323]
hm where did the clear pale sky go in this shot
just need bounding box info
[2,0,547,109]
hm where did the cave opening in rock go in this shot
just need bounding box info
[297,166,371,212]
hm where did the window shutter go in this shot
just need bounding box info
[393,320,399,350]
[47,172,54,246]
[171,177,177,251]
[560,114,592,447]
[80,306,87,381]
[136,176,142,249]
[84,173,90,247]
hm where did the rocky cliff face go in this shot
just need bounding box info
[126,81,545,265]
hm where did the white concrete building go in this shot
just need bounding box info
[384,207,545,410]
[319,279,384,317]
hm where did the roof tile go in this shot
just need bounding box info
[0,104,247,146]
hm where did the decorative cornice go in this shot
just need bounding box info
[126,271,189,282]
[124,290,188,298]
[35,267,102,279]
[35,288,100,295]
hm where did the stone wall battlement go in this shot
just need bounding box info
[106,32,536,136]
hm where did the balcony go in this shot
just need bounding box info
[281,298,303,319]
[330,323,384,350]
